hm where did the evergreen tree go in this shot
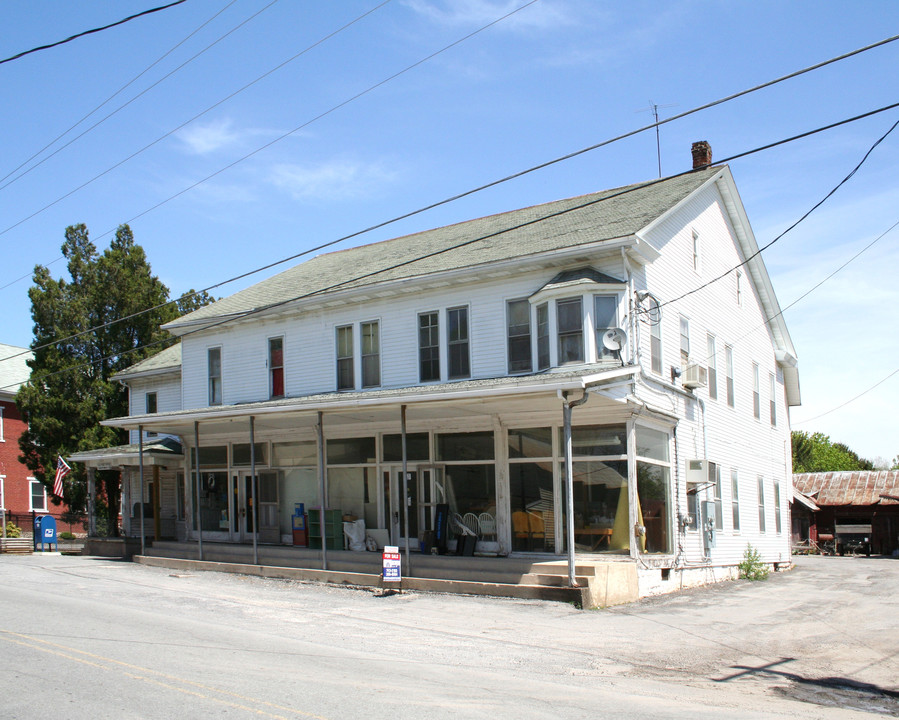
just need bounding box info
[16,224,212,534]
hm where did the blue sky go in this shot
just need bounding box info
[2,1,898,463]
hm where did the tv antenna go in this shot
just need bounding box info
[636,101,677,177]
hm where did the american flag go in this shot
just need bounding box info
[53,456,71,498]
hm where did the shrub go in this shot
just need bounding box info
[738,544,769,581]
[4,522,22,538]
[58,531,76,540]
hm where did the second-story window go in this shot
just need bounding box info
[336,325,354,390]
[650,319,662,374]
[208,347,222,406]
[269,337,284,398]
[361,321,380,388]
[594,295,618,361]
[752,362,760,419]
[557,298,583,364]
[679,316,690,365]
[419,312,439,382]
[725,345,735,408]
[536,302,550,370]
[447,307,470,379]
[707,334,718,400]
[769,372,777,426]
[507,299,532,373]
[145,392,158,437]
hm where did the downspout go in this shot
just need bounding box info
[194,421,203,561]
[401,404,412,576]
[250,415,258,566]
[139,424,145,557]
[317,411,328,571]
[563,389,590,588]
[622,248,636,368]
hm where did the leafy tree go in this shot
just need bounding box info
[792,431,875,473]
[16,224,213,534]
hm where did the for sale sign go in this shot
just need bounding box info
[382,545,401,583]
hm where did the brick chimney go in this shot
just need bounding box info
[691,141,712,169]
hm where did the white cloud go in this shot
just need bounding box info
[268,158,399,201]
[177,119,242,155]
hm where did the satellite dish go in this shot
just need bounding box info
[602,328,627,352]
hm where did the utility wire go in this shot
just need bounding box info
[0,0,189,66]
[648,114,899,313]
[3,27,896,274]
[0,0,245,187]
[794,367,899,426]
[0,103,899,380]
[0,0,533,241]
[3,106,897,390]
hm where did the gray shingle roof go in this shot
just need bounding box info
[167,168,719,328]
[112,342,181,381]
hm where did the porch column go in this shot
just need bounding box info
[563,390,589,588]
[627,420,640,558]
[194,421,203,561]
[139,426,146,556]
[250,415,258,565]
[120,465,132,538]
[317,411,328,571]
[87,467,97,537]
[401,404,411,575]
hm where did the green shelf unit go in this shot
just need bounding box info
[307,509,343,550]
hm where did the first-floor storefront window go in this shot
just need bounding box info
[635,425,672,554]
[509,462,554,552]
[192,471,229,531]
[568,460,630,553]
[444,464,495,536]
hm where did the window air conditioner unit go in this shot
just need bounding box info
[683,363,708,389]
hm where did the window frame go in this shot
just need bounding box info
[707,334,718,400]
[145,392,158,438]
[593,294,619,361]
[725,345,735,408]
[774,480,782,534]
[752,362,761,420]
[769,372,777,426]
[418,311,440,382]
[29,478,47,512]
[207,346,222,406]
[692,229,701,273]
[361,320,381,388]
[536,302,550,371]
[269,336,285,399]
[731,469,740,532]
[336,325,354,391]
[447,306,471,379]
[650,317,662,375]
[506,298,532,374]
[679,315,690,365]
[556,297,584,365]
[757,476,766,533]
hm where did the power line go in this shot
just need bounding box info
[794,367,899,426]
[0,0,189,66]
[0,0,247,188]
[3,99,898,380]
[0,0,535,241]
[4,106,897,391]
[648,113,899,314]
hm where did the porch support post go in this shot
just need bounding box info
[139,425,146,557]
[401,404,411,575]
[250,415,258,565]
[194,421,203,561]
[317,411,328,571]
[563,390,590,588]
[87,467,97,537]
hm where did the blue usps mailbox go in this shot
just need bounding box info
[33,515,58,552]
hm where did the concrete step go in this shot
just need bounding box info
[520,573,592,587]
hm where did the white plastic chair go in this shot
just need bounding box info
[462,512,479,537]
[478,512,496,542]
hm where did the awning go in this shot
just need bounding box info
[68,437,184,469]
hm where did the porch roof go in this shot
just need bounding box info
[102,365,638,437]
[68,436,184,469]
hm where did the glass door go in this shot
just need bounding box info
[384,466,445,549]
[231,472,257,542]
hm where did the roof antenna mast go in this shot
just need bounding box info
[637,101,676,178]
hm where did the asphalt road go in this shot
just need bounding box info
[1,553,896,719]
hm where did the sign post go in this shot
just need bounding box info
[382,545,402,590]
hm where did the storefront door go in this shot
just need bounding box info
[232,472,256,541]
[384,466,445,548]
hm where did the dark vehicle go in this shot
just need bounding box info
[834,518,872,556]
